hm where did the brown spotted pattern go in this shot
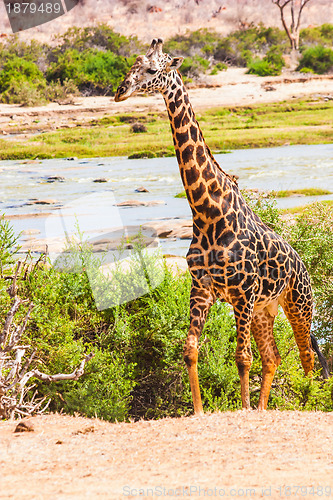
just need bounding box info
[115,39,315,413]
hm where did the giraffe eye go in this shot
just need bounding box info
[147,69,157,75]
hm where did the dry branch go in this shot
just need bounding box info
[0,260,94,419]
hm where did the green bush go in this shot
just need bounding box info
[210,63,227,75]
[181,55,210,78]
[44,79,79,102]
[0,56,45,92]
[297,45,333,74]
[164,29,222,58]
[214,38,251,66]
[0,56,48,104]
[300,24,333,48]
[46,49,135,95]
[247,59,276,76]
[52,24,144,56]
[299,67,314,74]
[0,36,49,67]
[247,46,285,76]
[48,349,136,421]
[214,26,286,67]
[0,214,20,269]
[284,203,333,346]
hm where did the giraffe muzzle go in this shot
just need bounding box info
[114,84,130,102]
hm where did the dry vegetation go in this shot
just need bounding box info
[1,0,332,42]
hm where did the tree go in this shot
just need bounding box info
[272,0,312,50]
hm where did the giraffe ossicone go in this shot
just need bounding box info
[115,38,329,413]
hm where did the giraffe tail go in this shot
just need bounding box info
[310,333,330,379]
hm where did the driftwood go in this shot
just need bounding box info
[0,260,94,419]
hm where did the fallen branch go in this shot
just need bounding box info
[0,260,94,419]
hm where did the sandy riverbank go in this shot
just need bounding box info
[0,69,332,137]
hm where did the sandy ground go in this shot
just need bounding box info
[0,69,332,136]
[0,411,332,499]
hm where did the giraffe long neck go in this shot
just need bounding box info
[162,74,234,223]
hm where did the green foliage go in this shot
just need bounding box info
[210,62,228,75]
[284,203,333,346]
[243,192,284,234]
[52,24,144,56]
[164,25,287,69]
[50,349,136,421]
[0,55,65,105]
[0,56,44,90]
[214,38,251,67]
[164,29,222,58]
[297,45,333,74]
[272,188,331,198]
[46,49,135,95]
[181,55,210,78]
[247,46,285,76]
[300,24,333,48]
[299,67,314,74]
[247,59,276,76]
[44,79,79,102]
[0,215,20,269]
[214,26,286,67]
[0,35,49,66]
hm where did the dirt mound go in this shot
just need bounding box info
[1,411,332,498]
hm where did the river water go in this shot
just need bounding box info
[1,143,333,257]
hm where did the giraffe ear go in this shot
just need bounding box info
[165,57,184,73]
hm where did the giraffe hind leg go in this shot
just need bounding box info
[251,306,281,410]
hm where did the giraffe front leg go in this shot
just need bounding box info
[184,286,213,415]
[234,301,254,410]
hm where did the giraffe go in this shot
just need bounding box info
[115,38,329,413]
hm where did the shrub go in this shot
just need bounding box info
[0,36,49,68]
[300,24,333,48]
[299,67,314,74]
[0,214,20,269]
[247,58,276,76]
[297,45,333,74]
[247,46,285,76]
[44,79,79,102]
[46,49,135,95]
[0,56,48,104]
[210,62,228,75]
[180,55,210,78]
[52,24,144,56]
[131,123,147,133]
[0,56,45,92]
[164,29,222,58]
[214,26,287,67]
[214,38,250,66]
[284,203,333,347]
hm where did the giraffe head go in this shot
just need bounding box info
[115,38,183,102]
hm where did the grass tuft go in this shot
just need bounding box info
[273,188,332,198]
